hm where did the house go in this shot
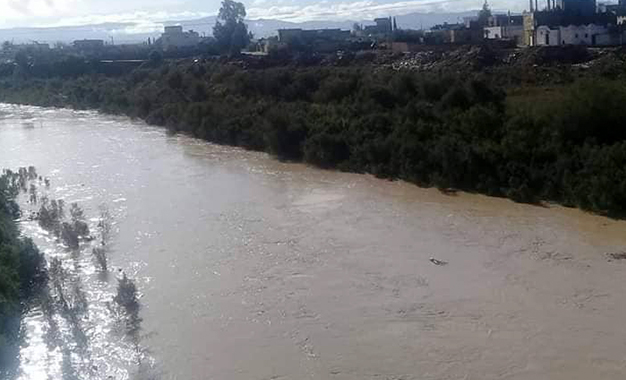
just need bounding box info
[523,10,615,45]
[536,25,562,45]
[536,23,608,45]
[484,14,525,44]
[278,29,304,44]
[485,25,525,43]
[18,42,50,52]
[73,39,104,50]
[426,23,483,44]
[160,26,200,50]
[277,28,350,52]
[363,18,393,35]
[278,28,350,44]
[463,16,479,28]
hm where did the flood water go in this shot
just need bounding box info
[2,103,626,380]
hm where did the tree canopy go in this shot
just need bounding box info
[478,1,492,26]
[213,0,251,55]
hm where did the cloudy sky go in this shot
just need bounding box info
[0,0,525,29]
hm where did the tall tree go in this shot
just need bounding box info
[478,0,492,26]
[213,0,251,55]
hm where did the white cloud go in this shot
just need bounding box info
[0,0,524,29]
[246,0,518,21]
[46,10,212,27]
[0,0,77,21]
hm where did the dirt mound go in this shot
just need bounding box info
[390,45,500,72]
[511,45,593,66]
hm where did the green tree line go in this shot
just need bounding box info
[0,170,47,377]
[0,59,625,216]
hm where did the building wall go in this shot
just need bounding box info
[161,29,200,50]
[536,24,608,45]
[594,31,626,45]
[450,29,483,43]
[505,25,525,44]
[278,29,303,43]
[485,25,523,41]
[523,12,536,46]
[556,0,597,15]
[485,26,504,39]
[164,26,183,34]
[374,18,393,34]
[536,26,562,45]
[559,24,607,44]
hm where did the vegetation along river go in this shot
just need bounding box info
[2,103,626,380]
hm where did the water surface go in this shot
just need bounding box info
[2,103,626,380]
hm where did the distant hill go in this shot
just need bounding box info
[0,11,480,45]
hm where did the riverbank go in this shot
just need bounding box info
[1,47,625,216]
[0,169,47,378]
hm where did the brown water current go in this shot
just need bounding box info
[2,103,626,380]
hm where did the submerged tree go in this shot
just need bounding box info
[97,204,112,246]
[28,184,37,204]
[114,274,139,313]
[213,0,251,55]
[69,203,89,237]
[60,222,79,249]
[92,247,107,272]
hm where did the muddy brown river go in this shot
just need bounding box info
[1,103,626,380]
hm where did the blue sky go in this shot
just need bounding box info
[0,0,523,28]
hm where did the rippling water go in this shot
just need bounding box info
[2,103,626,380]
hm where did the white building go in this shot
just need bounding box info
[484,25,524,44]
[536,24,608,46]
[161,26,200,50]
[560,24,607,45]
[536,26,561,45]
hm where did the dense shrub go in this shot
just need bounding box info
[0,61,625,215]
[0,172,46,377]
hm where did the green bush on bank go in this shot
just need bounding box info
[0,172,47,377]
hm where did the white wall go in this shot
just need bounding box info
[536,26,561,46]
[484,26,503,39]
[536,24,608,46]
[559,24,608,45]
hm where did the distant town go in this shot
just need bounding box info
[1,0,625,62]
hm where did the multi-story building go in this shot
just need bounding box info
[363,18,394,35]
[160,26,200,51]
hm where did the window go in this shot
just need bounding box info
[585,33,588,38]
[575,33,578,38]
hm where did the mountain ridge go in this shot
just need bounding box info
[0,11,480,44]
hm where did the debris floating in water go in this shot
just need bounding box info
[606,252,626,261]
[429,257,448,266]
